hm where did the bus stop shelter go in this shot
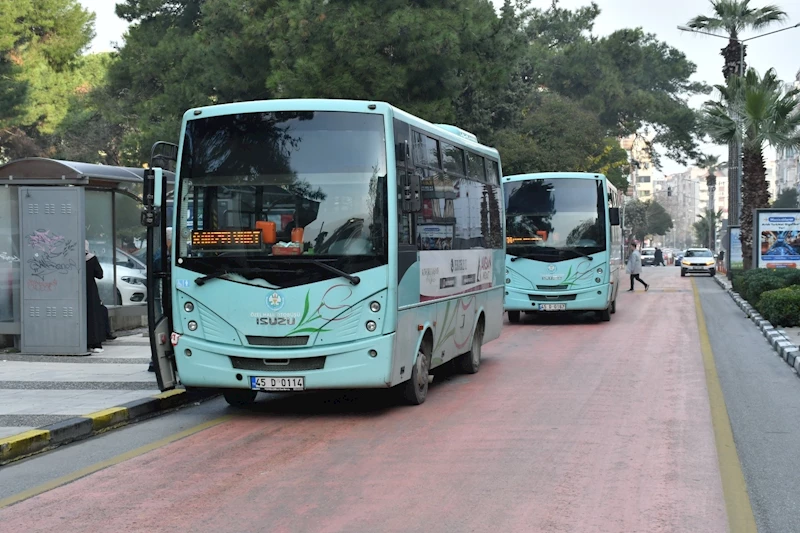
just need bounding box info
[0,158,174,354]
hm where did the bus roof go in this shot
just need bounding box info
[181,98,499,160]
[503,172,607,182]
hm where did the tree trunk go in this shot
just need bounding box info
[740,147,769,270]
[722,40,745,79]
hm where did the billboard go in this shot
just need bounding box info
[728,226,743,270]
[756,210,800,269]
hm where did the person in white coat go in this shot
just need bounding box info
[626,242,649,292]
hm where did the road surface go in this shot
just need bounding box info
[1,267,784,532]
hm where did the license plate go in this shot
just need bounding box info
[250,376,305,391]
[539,303,566,311]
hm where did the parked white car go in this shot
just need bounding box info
[96,248,147,306]
[641,247,656,266]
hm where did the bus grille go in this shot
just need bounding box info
[529,294,577,302]
[246,335,309,347]
[230,356,326,372]
[536,284,569,290]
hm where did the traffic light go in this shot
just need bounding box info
[667,186,672,197]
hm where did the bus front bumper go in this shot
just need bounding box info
[174,333,396,390]
[504,284,612,312]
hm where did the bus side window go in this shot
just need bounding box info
[394,119,413,245]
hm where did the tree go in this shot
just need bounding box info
[702,68,800,268]
[645,200,674,237]
[772,188,799,208]
[694,208,724,248]
[492,91,612,178]
[0,0,96,161]
[686,0,788,80]
[541,27,709,166]
[696,154,726,189]
[265,0,520,126]
[623,200,673,241]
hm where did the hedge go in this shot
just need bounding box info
[732,268,800,307]
[758,285,800,327]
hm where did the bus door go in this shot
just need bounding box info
[142,142,178,391]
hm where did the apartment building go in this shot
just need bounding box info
[620,134,655,200]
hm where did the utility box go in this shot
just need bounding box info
[19,187,86,354]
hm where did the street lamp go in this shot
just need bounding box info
[677,22,800,228]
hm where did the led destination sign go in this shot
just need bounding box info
[191,230,263,250]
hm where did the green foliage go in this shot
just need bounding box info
[772,188,799,208]
[757,285,800,327]
[702,67,800,269]
[2,0,707,181]
[0,0,96,161]
[542,28,708,166]
[492,91,604,175]
[686,1,788,79]
[734,268,800,307]
[645,200,674,237]
[694,208,723,248]
[623,199,673,241]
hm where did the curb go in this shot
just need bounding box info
[713,275,800,376]
[0,388,215,465]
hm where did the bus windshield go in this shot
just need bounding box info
[175,111,388,280]
[504,178,606,259]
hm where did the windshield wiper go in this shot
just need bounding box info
[194,267,292,286]
[297,258,361,286]
[562,247,594,261]
[509,249,557,262]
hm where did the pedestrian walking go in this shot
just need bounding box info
[626,242,649,292]
[717,249,725,272]
[85,241,105,353]
[654,247,665,266]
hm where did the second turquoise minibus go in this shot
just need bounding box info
[502,172,622,322]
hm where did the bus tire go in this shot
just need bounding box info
[457,320,484,375]
[402,343,431,405]
[598,308,611,322]
[507,311,521,324]
[223,389,257,407]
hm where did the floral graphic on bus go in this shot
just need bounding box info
[561,259,607,288]
[285,284,356,336]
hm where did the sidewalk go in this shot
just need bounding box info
[0,331,209,463]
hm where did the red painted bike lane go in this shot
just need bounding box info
[0,269,727,532]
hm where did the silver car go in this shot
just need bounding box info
[680,248,716,277]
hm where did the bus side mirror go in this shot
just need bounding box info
[402,173,421,213]
[609,207,620,226]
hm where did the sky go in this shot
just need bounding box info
[80,0,800,175]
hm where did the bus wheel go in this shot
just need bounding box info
[223,389,257,407]
[508,311,521,324]
[597,308,611,322]
[402,345,431,405]
[457,321,484,374]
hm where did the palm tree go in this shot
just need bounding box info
[686,1,788,80]
[695,154,726,248]
[702,68,800,268]
[694,209,725,249]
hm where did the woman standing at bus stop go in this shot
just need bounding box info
[85,241,105,353]
[626,242,649,292]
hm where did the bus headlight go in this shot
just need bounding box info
[188,320,198,331]
[184,302,194,312]
[365,320,377,332]
[596,267,603,274]
[369,301,381,312]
